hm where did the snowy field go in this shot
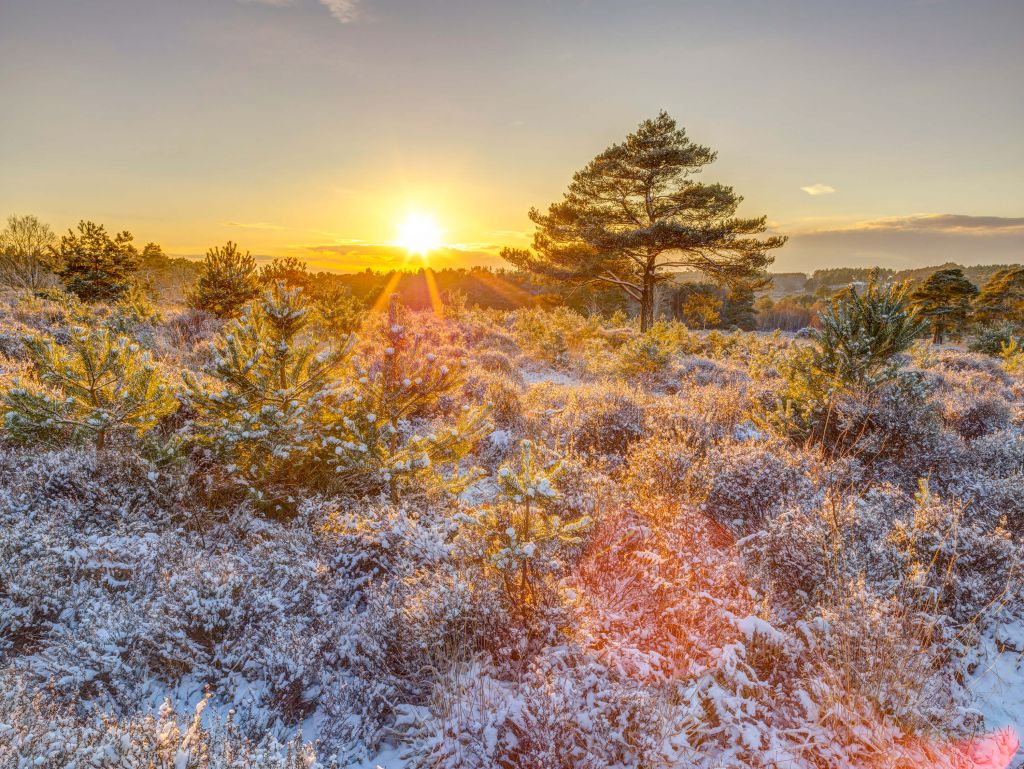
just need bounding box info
[1,290,1022,768]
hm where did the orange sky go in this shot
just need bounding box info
[2,0,1023,273]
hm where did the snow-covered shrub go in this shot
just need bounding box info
[183,282,353,513]
[2,328,177,449]
[693,440,817,529]
[458,440,591,615]
[969,323,1023,356]
[405,652,666,769]
[509,306,608,367]
[939,389,1011,441]
[0,676,332,768]
[574,505,752,681]
[530,380,646,456]
[886,480,1018,625]
[327,295,489,501]
[622,433,699,501]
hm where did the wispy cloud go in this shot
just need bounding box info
[238,0,361,23]
[224,220,287,231]
[319,0,359,22]
[800,183,835,196]
[835,213,1024,234]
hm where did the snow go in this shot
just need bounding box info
[345,746,407,768]
[520,367,581,386]
[967,617,1024,765]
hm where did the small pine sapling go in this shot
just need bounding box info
[755,272,924,445]
[327,294,489,500]
[458,440,592,614]
[184,282,353,513]
[2,329,176,449]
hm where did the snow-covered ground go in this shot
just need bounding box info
[968,618,1024,767]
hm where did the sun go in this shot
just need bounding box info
[396,212,443,257]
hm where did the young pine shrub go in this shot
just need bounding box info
[1,328,176,450]
[755,274,925,452]
[327,295,489,501]
[458,440,592,617]
[999,336,1024,375]
[183,282,353,514]
[311,285,366,338]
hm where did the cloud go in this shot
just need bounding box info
[238,0,361,23]
[800,183,835,196]
[833,213,1024,234]
[224,221,287,231]
[778,212,1024,271]
[319,0,359,22]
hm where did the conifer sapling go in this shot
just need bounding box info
[2,329,176,449]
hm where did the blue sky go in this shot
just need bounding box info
[1,0,1022,272]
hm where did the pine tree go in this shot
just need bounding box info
[909,268,979,344]
[183,282,353,513]
[326,294,489,501]
[720,282,758,331]
[755,272,924,444]
[258,256,314,292]
[813,273,924,385]
[501,112,785,331]
[458,440,591,613]
[187,241,260,319]
[53,220,141,302]
[973,267,1024,328]
[1,329,176,449]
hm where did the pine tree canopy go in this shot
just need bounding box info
[501,111,785,330]
[974,266,1024,326]
[909,267,979,343]
[188,241,260,319]
[54,220,141,303]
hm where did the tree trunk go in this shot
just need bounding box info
[639,270,656,332]
[933,324,943,345]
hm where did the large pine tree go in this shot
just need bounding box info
[909,268,979,344]
[501,112,785,330]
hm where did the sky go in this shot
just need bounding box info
[1,0,1022,274]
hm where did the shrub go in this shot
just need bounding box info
[695,441,816,529]
[755,276,927,454]
[1,328,176,449]
[1000,337,1024,375]
[939,390,1011,441]
[969,323,1023,356]
[534,380,646,457]
[613,320,694,376]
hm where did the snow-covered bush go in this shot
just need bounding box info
[326,295,489,500]
[694,440,817,529]
[183,282,352,513]
[458,440,591,615]
[2,328,176,449]
[530,380,646,456]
